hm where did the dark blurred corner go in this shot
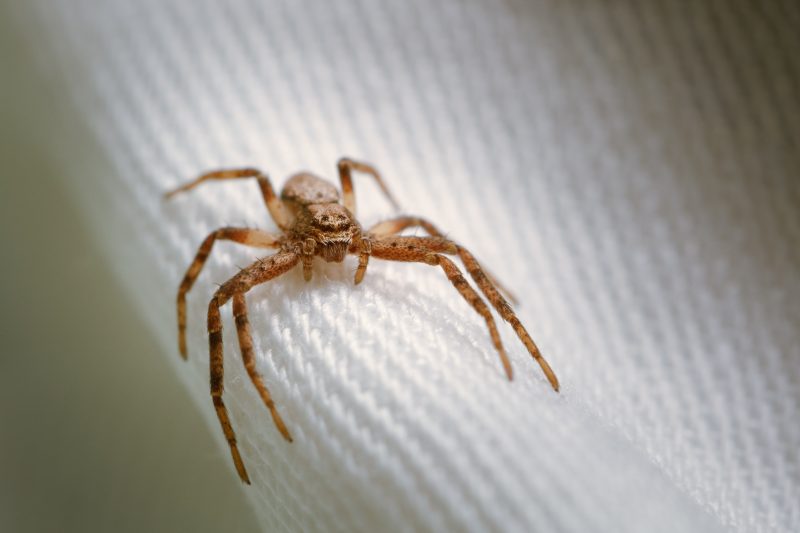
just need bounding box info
[0,6,259,533]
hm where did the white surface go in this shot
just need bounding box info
[15,1,799,531]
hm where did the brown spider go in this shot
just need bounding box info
[166,157,559,484]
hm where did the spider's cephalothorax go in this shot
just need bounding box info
[282,174,363,264]
[166,157,559,485]
[296,202,361,261]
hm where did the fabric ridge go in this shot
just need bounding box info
[15,1,800,532]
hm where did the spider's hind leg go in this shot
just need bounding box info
[337,158,400,217]
[165,167,293,230]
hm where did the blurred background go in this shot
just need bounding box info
[0,8,259,532]
[1,1,798,533]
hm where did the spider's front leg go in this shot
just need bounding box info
[173,227,282,359]
[368,218,560,390]
[232,293,293,442]
[368,235,514,380]
[455,245,559,390]
[368,235,559,390]
[368,216,518,304]
[207,250,300,484]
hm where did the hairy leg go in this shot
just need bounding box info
[370,236,513,380]
[367,216,518,304]
[175,227,281,359]
[165,167,293,229]
[337,157,400,217]
[368,216,441,238]
[455,245,559,390]
[371,235,558,389]
[232,294,293,442]
[207,301,250,483]
[207,250,300,484]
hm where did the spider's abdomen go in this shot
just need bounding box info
[281,173,340,207]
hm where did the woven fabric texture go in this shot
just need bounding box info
[15,1,799,532]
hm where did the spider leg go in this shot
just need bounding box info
[368,216,518,304]
[370,236,513,380]
[368,216,440,237]
[454,245,559,390]
[164,167,293,229]
[208,250,300,484]
[337,157,400,217]
[176,227,281,359]
[232,294,293,442]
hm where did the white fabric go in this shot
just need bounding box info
[14,1,799,531]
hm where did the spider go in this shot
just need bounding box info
[166,157,559,484]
